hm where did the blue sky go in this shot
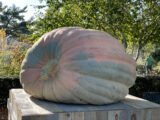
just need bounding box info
[1,0,46,20]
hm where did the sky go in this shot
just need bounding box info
[1,0,46,20]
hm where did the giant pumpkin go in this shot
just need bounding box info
[20,27,136,105]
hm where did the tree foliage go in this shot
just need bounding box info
[0,29,6,40]
[29,0,160,60]
[0,4,30,37]
[29,0,132,43]
[128,0,160,60]
[0,1,7,12]
[0,2,32,77]
[152,49,160,63]
[0,29,6,50]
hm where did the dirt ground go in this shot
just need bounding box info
[0,108,8,120]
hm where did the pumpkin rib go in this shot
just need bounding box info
[58,69,113,104]
[41,80,46,100]
[23,51,45,69]
[32,79,43,98]
[60,34,116,51]
[61,53,135,69]
[64,62,133,79]
[41,80,57,101]
[51,78,63,102]
[43,28,62,45]
[42,28,73,58]
[21,59,43,69]
[61,47,125,63]
[20,68,42,97]
[55,74,89,104]
[60,69,128,103]
[60,47,134,67]
[60,59,135,75]
[54,27,84,46]
[56,69,89,104]
[50,78,66,102]
[48,66,129,101]
[30,45,45,60]
[24,78,43,98]
[61,62,135,78]
[59,29,121,51]
[63,62,135,86]
[52,76,85,103]
[65,80,113,104]
[83,75,128,99]
[61,41,124,57]
[73,69,128,101]
[57,29,102,46]
[64,69,130,90]
[63,67,134,88]
[60,58,136,78]
[51,80,60,101]
[57,75,91,104]
[59,30,124,50]
[72,84,113,104]
[76,76,122,101]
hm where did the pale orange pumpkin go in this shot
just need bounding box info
[20,27,136,105]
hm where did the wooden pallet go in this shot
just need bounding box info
[7,89,160,120]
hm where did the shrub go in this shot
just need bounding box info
[0,40,30,77]
[0,77,22,108]
[152,49,160,63]
[136,65,146,74]
[129,76,160,97]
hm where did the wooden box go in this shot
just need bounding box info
[7,89,160,120]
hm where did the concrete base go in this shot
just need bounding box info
[8,89,160,120]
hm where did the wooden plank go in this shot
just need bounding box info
[71,112,84,120]
[122,95,160,109]
[151,109,160,120]
[84,112,96,120]
[22,114,59,120]
[30,97,134,113]
[29,97,62,114]
[107,109,154,120]
[8,89,160,120]
[96,111,108,120]
[59,113,71,120]
[59,112,84,120]
[7,99,16,120]
[108,110,120,120]
[10,89,134,114]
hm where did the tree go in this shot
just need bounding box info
[129,0,160,61]
[0,29,6,50]
[0,4,30,37]
[29,0,160,61]
[28,0,134,44]
[0,1,7,12]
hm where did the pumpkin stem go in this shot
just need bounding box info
[40,59,58,80]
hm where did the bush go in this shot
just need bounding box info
[129,76,160,97]
[0,51,14,77]
[152,49,160,62]
[153,62,160,74]
[136,65,146,74]
[0,77,22,108]
[0,42,30,77]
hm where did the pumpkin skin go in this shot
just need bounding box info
[20,27,136,105]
